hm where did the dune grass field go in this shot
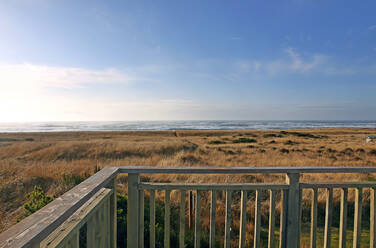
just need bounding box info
[1,128,376,246]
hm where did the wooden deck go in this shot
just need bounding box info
[1,166,376,247]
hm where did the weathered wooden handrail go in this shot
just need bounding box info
[2,166,376,248]
[0,166,118,248]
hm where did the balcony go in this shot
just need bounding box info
[1,166,376,247]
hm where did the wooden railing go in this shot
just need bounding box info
[2,166,376,248]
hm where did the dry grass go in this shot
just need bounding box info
[1,128,376,237]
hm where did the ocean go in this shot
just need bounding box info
[0,120,375,132]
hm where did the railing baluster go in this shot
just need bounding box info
[87,212,96,248]
[139,190,145,248]
[254,189,261,248]
[353,188,363,248]
[165,189,171,248]
[279,189,288,248]
[150,190,156,248]
[210,190,217,248]
[100,205,105,248]
[188,191,193,230]
[73,229,79,248]
[103,198,109,248]
[371,188,376,248]
[109,178,117,248]
[268,189,276,248]
[195,190,202,248]
[180,190,186,248]
[299,187,302,246]
[127,173,140,248]
[224,190,232,248]
[95,210,100,247]
[339,188,348,248]
[239,190,247,248]
[310,187,318,248]
[324,188,333,248]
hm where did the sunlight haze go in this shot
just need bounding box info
[1,0,375,121]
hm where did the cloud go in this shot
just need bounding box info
[369,25,376,30]
[262,48,327,75]
[0,62,140,121]
[0,62,133,91]
[284,47,326,72]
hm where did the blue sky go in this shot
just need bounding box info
[0,0,375,121]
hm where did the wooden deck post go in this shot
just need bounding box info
[127,173,140,248]
[285,173,301,248]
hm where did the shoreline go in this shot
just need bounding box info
[0,127,376,135]
[1,120,375,133]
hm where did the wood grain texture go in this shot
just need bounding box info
[209,191,216,248]
[41,188,112,248]
[268,190,276,248]
[4,166,376,248]
[279,189,288,248]
[285,173,300,248]
[254,190,261,248]
[353,188,363,248]
[127,173,140,248]
[339,188,348,248]
[118,166,376,174]
[224,190,232,248]
[164,190,171,248]
[139,190,145,248]
[194,190,202,248]
[323,188,333,248]
[0,166,118,248]
[310,188,318,248]
[179,190,186,248]
[239,190,247,248]
[149,190,156,248]
[371,188,376,248]
[138,183,289,190]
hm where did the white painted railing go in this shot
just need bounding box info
[2,166,376,248]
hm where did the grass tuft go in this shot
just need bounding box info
[233,138,257,143]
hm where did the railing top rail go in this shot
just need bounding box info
[117,166,376,174]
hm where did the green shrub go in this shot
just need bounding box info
[245,133,257,137]
[263,133,280,138]
[208,140,226,145]
[23,186,55,217]
[279,131,321,139]
[284,140,299,145]
[369,149,376,156]
[233,138,257,143]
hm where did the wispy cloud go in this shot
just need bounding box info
[260,47,328,75]
[0,62,133,91]
[284,47,326,72]
[369,25,376,30]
